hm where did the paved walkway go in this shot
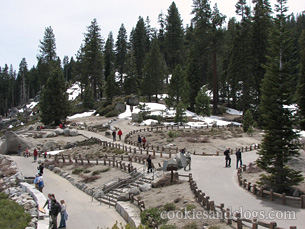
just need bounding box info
[179,151,305,228]
[10,155,124,229]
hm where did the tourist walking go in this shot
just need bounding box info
[236,148,242,169]
[142,137,146,149]
[37,173,44,192]
[18,143,22,156]
[137,135,142,148]
[50,198,61,229]
[118,129,123,140]
[147,155,153,173]
[43,194,55,215]
[224,148,231,167]
[38,162,44,175]
[112,130,116,141]
[59,200,68,228]
[33,148,38,162]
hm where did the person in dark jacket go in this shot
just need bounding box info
[236,148,242,169]
[147,155,153,173]
[224,148,231,167]
[50,198,61,229]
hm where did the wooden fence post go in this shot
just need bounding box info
[226,208,232,225]
[236,212,242,229]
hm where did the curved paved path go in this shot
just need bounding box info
[10,155,124,229]
[179,151,305,228]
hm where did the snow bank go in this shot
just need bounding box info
[67,82,81,101]
[67,110,96,120]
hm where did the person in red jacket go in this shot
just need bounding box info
[33,148,38,162]
[118,129,123,140]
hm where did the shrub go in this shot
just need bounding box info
[72,168,85,175]
[105,110,120,117]
[186,204,196,211]
[83,169,91,174]
[168,131,180,138]
[0,193,31,229]
[97,104,115,116]
[163,202,176,211]
[79,174,100,183]
[140,207,166,225]
[92,167,110,175]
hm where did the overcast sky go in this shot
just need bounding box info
[0,0,304,72]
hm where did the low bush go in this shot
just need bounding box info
[140,207,167,226]
[72,168,85,175]
[160,225,177,229]
[0,193,31,229]
[105,110,120,117]
[92,167,110,175]
[163,202,176,211]
[182,222,197,229]
[168,131,180,138]
[79,174,100,183]
[186,204,196,211]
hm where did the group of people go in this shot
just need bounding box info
[112,128,123,141]
[43,193,68,229]
[224,148,242,169]
[137,135,147,149]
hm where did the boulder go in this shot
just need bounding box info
[63,129,70,136]
[126,96,139,106]
[117,193,130,201]
[43,141,57,151]
[54,128,64,135]
[139,183,151,192]
[0,131,34,155]
[69,129,79,136]
[8,107,19,118]
[115,102,126,113]
[129,187,140,196]
[132,113,139,122]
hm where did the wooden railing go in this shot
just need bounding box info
[238,164,305,209]
[188,173,298,229]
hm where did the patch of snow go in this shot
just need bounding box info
[47,150,65,156]
[27,101,38,109]
[8,125,13,129]
[226,108,243,116]
[140,119,159,126]
[67,82,81,101]
[67,110,96,120]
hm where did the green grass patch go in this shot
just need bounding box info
[140,207,167,226]
[163,202,176,211]
[72,168,85,175]
[92,167,111,175]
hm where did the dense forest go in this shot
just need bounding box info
[0,0,304,123]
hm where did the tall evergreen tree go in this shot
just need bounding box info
[297,30,305,130]
[39,65,71,125]
[166,64,190,108]
[104,32,115,81]
[18,58,29,105]
[115,24,128,87]
[105,71,117,102]
[195,85,211,117]
[257,0,303,192]
[83,18,104,100]
[252,0,272,111]
[37,26,57,87]
[141,38,165,102]
[165,2,185,73]
[133,17,150,86]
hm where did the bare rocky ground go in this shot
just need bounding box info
[7,113,305,228]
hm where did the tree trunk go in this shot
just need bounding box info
[212,40,218,115]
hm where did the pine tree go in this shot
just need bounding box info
[115,24,128,87]
[105,71,117,102]
[83,85,94,109]
[83,18,104,100]
[257,0,303,192]
[37,26,57,87]
[175,101,188,125]
[252,0,272,113]
[133,17,150,86]
[195,86,211,117]
[141,38,165,102]
[297,30,305,130]
[39,65,71,125]
[165,2,185,73]
[166,65,190,108]
[104,32,115,81]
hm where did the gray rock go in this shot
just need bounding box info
[126,96,139,106]
[139,183,151,192]
[129,187,140,196]
[69,129,79,136]
[94,190,104,199]
[293,189,300,197]
[54,128,64,135]
[115,102,126,113]
[117,193,130,201]
[64,129,70,136]
[8,107,19,118]
[0,131,34,155]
